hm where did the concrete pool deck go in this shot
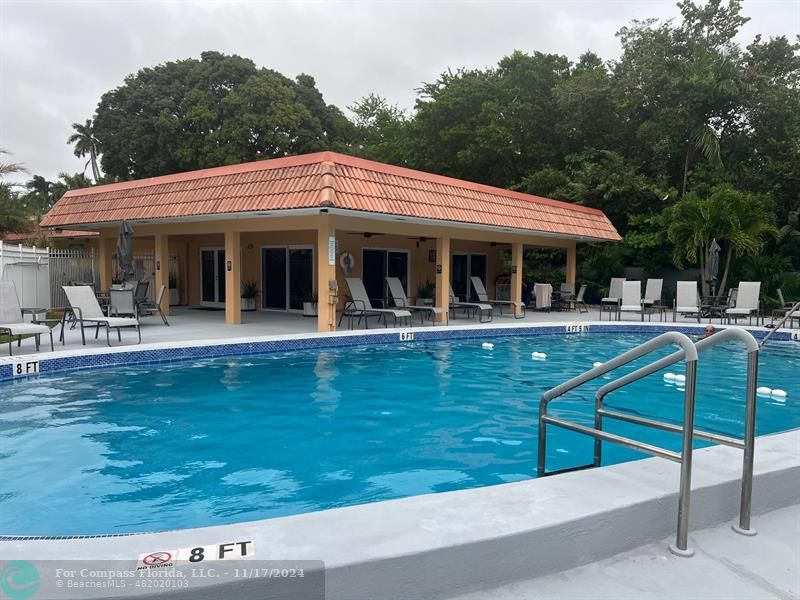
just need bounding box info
[453,503,800,600]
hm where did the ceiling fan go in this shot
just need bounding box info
[345,232,385,238]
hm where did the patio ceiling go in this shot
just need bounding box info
[41,152,620,242]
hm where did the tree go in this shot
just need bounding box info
[92,51,349,179]
[0,149,29,235]
[667,186,777,295]
[67,119,102,181]
[349,94,410,165]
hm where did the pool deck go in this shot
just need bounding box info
[21,305,788,353]
[452,503,799,600]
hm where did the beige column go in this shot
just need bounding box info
[224,229,241,324]
[154,233,169,317]
[566,242,577,284]
[435,236,451,324]
[511,242,524,316]
[316,215,337,332]
[98,236,113,291]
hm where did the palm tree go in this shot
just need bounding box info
[0,148,26,180]
[67,119,101,181]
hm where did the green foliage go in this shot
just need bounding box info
[240,280,260,299]
[93,52,350,179]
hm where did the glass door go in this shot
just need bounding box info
[451,254,469,301]
[469,254,487,301]
[261,246,314,311]
[386,251,409,306]
[288,248,313,310]
[262,248,287,310]
[362,249,410,306]
[200,248,225,307]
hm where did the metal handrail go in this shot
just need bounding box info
[538,332,699,556]
[595,328,759,538]
[761,300,800,347]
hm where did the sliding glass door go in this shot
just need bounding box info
[452,253,487,301]
[200,248,226,307]
[261,246,313,311]
[362,249,409,306]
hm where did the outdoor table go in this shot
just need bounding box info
[700,295,729,322]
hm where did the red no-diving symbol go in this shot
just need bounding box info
[143,552,172,565]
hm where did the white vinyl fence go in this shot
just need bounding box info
[0,241,51,311]
[49,247,98,308]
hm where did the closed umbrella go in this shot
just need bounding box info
[706,238,721,296]
[116,221,136,285]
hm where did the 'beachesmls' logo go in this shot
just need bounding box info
[0,561,40,600]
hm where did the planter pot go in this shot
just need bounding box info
[303,302,318,317]
[241,297,256,311]
[169,288,180,306]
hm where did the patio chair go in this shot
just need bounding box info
[575,284,589,314]
[138,284,170,325]
[470,276,525,318]
[724,281,762,325]
[449,285,493,323]
[600,277,625,320]
[386,277,445,325]
[108,288,138,318]
[0,281,53,355]
[619,280,644,321]
[559,282,576,311]
[532,283,552,311]
[62,285,141,346]
[339,278,412,329]
[642,278,666,320]
[673,281,701,323]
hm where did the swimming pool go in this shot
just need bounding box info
[1,332,797,536]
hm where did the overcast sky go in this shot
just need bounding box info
[1,0,798,182]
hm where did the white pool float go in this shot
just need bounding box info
[531,351,547,359]
[664,373,677,381]
[771,389,787,398]
[674,374,686,383]
[756,386,772,395]
[482,342,494,350]
[593,361,603,368]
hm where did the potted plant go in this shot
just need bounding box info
[240,280,259,311]
[302,291,318,317]
[416,280,435,306]
[168,272,179,306]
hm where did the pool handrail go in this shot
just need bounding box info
[538,331,699,557]
[594,327,759,538]
[761,300,800,347]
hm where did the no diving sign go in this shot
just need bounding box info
[137,540,254,570]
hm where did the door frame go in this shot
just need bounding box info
[199,246,225,307]
[260,245,314,312]
[361,247,411,304]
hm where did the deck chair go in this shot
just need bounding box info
[138,284,170,325]
[449,285,493,323]
[575,284,589,314]
[62,285,141,346]
[386,277,445,324]
[674,281,701,323]
[725,281,762,325]
[643,279,663,306]
[470,276,525,318]
[339,278,412,329]
[600,278,625,320]
[559,282,576,311]
[619,280,644,321]
[532,283,552,311]
[0,281,53,355]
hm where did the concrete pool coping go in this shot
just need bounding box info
[0,430,797,598]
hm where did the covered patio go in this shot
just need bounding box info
[40,151,620,335]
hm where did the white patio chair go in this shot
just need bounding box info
[62,285,141,346]
[619,280,643,321]
[449,285,493,323]
[674,281,701,323]
[0,281,53,355]
[575,284,589,314]
[339,278,412,329]
[600,277,625,320]
[470,276,525,318]
[386,277,445,325]
[725,282,762,325]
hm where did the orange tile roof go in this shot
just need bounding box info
[1,229,99,242]
[41,152,620,241]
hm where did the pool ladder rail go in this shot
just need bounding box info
[537,328,760,558]
[760,300,800,347]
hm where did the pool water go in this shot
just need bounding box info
[0,334,797,535]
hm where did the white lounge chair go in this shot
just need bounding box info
[575,284,589,314]
[138,284,170,325]
[674,281,701,323]
[62,285,141,346]
[619,280,643,321]
[725,281,762,325]
[643,279,663,307]
[470,276,525,318]
[0,281,53,355]
[386,277,445,325]
[449,285,493,323]
[340,278,412,329]
[600,277,625,320]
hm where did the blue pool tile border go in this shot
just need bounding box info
[0,323,795,382]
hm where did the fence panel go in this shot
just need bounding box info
[0,241,51,311]
[49,248,98,308]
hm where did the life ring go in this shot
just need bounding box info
[339,251,354,274]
